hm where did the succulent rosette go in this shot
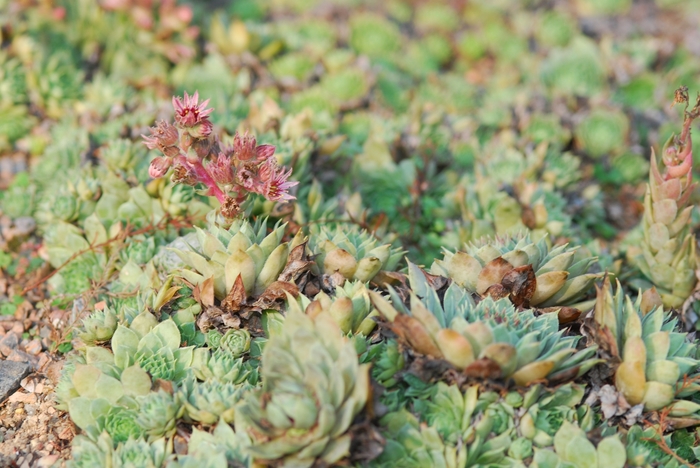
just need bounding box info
[191,347,252,384]
[431,233,601,310]
[308,225,404,284]
[78,308,118,345]
[235,310,370,467]
[370,264,600,386]
[173,214,293,299]
[112,437,170,468]
[136,390,185,440]
[287,280,379,336]
[179,375,250,425]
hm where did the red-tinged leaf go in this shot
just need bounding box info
[391,314,442,358]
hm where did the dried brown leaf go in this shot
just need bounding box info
[371,270,407,289]
[463,358,503,380]
[221,274,247,313]
[476,257,513,294]
[278,242,314,283]
[251,281,299,311]
[484,283,510,301]
[199,277,215,307]
[500,264,536,307]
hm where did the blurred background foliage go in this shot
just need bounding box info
[1,0,700,295]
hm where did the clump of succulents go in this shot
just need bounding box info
[286,280,379,336]
[16,1,700,466]
[370,264,600,386]
[374,382,596,468]
[431,233,602,309]
[591,277,700,420]
[234,309,370,467]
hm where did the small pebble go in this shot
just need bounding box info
[25,339,42,355]
[0,332,19,356]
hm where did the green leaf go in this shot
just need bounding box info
[120,365,152,396]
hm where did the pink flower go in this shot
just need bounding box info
[142,120,179,150]
[256,144,276,161]
[233,132,276,162]
[171,163,198,186]
[260,160,298,202]
[172,91,214,137]
[236,166,260,193]
[233,132,257,160]
[149,157,172,178]
[209,153,235,185]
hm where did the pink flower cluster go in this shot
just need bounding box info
[143,91,298,218]
[655,89,700,193]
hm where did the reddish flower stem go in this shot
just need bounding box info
[175,155,227,204]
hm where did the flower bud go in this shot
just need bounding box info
[209,153,235,185]
[193,138,212,159]
[149,157,173,179]
[255,144,276,161]
[171,163,197,186]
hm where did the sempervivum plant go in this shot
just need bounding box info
[136,390,185,440]
[179,375,251,425]
[431,233,602,310]
[287,280,379,337]
[373,382,595,467]
[308,225,404,284]
[634,88,699,308]
[77,307,118,345]
[234,310,370,467]
[370,265,600,386]
[591,277,700,422]
[530,421,625,468]
[191,348,251,384]
[173,214,294,299]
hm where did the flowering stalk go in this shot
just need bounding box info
[637,87,699,308]
[142,91,298,218]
